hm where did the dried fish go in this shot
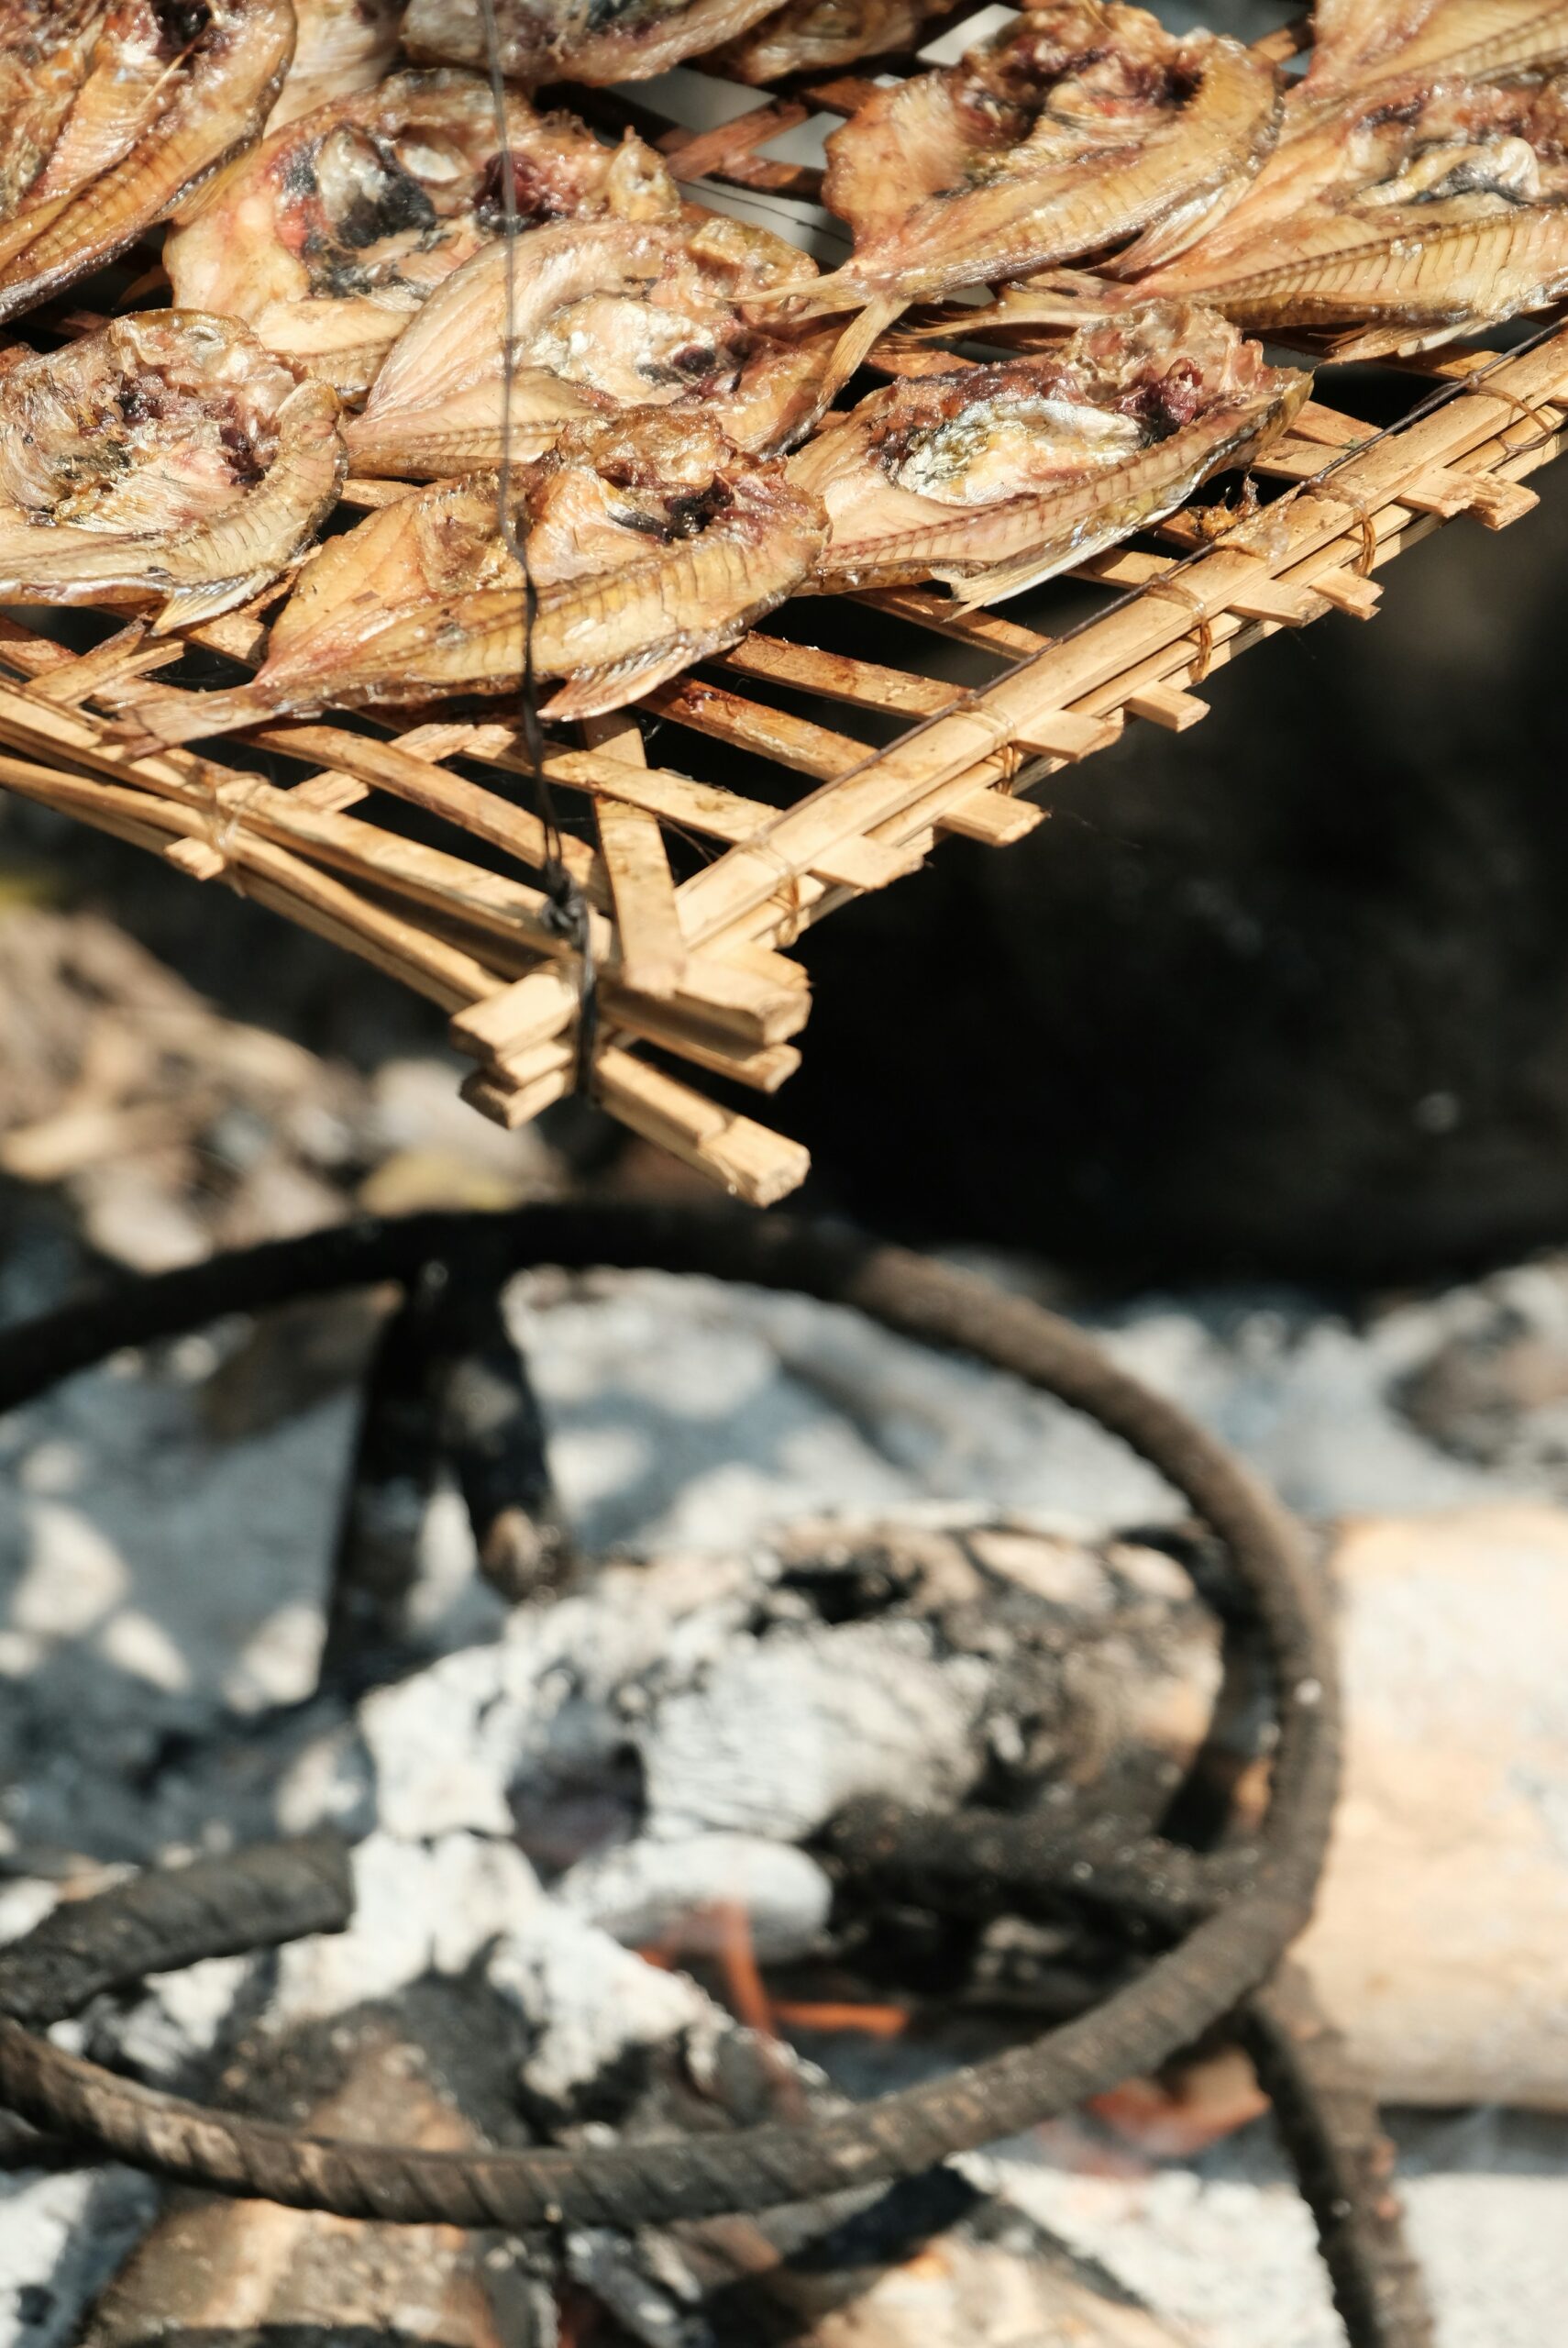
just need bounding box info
[267,0,401,131]
[988,70,1568,355]
[1297,0,1568,112]
[788,301,1307,604]
[0,311,345,632]
[132,414,827,740]
[343,210,836,478]
[166,72,679,400]
[0,0,295,326]
[794,1,1281,314]
[714,0,956,86]
[401,0,788,86]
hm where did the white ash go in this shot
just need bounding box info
[644,1619,989,1844]
[0,1501,1212,2345]
[487,1905,716,2116]
[560,1833,832,1964]
[0,2170,159,2348]
[6,1257,1568,2342]
[13,1246,1568,1790]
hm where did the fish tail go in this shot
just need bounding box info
[750,266,867,316]
[152,575,274,637]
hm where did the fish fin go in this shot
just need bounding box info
[817,295,910,407]
[935,547,1077,609]
[911,275,1124,336]
[115,684,274,748]
[1101,183,1250,279]
[1302,319,1466,362]
[151,575,272,637]
[540,640,704,722]
[749,265,866,316]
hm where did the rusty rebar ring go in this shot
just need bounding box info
[0,1207,1408,2333]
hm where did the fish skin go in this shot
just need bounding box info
[0,2,110,218]
[343,213,832,481]
[788,301,1308,604]
[0,311,345,629]
[400,0,788,87]
[131,415,827,742]
[713,0,957,85]
[1297,0,1568,112]
[167,72,678,400]
[25,4,172,205]
[0,0,296,326]
[1176,198,1568,355]
[801,2,1282,308]
[1022,70,1568,355]
[266,0,401,131]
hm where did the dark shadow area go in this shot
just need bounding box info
[779,461,1568,1280]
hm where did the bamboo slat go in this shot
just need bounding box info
[2,14,1566,1204]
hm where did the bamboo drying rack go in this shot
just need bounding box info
[2,5,1567,1203]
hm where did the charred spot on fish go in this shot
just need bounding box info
[665,481,734,536]
[610,505,675,539]
[280,147,323,205]
[349,159,438,248]
[116,382,164,427]
[314,128,440,251]
[219,420,267,487]
[152,1,212,52]
[474,154,573,233]
[1115,361,1205,440]
[1366,94,1430,130]
[584,0,661,31]
[996,38,1110,94]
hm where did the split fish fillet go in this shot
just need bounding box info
[167,71,679,398]
[794,1,1282,311]
[343,210,835,479]
[0,0,295,326]
[788,301,1309,604]
[128,413,827,741]
[1297,0,1568,112]
[0,310,345,632]
[980,71,1568,357]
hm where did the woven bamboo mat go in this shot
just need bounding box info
[3,5,1567,1203]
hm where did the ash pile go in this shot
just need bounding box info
[2,1249,1567,2348]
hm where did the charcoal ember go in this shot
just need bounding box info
[79,1997,557,2348]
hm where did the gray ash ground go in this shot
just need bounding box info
[1,842,1566,2345]
[2,1256,1568,2347]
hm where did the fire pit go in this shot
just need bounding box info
[0,1206,1429,2344]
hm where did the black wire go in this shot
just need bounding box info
[474,0,599,1091]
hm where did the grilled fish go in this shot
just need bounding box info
[343,211,834,478]
[788,301,1308,604]
[714,0,956,85]
[0,311,345,631]
[268,0,401,130]
[166,72,679,400]
[0,0,294,326]
[794,2,1281,314]
[132,413,827,741]
[1297,0,1568,111]
[401,0,789,85]
[988,71,1568,355]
